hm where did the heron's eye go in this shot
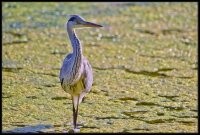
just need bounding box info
[68,17,76,22]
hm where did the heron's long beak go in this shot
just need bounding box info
[82,21,103,28]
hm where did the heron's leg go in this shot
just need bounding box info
[74,95,80,129]
[72,96,76,129]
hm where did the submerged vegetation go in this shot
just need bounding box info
[2,2,197,133]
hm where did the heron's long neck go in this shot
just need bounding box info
[67,26,82,79]
[67,27,82,57]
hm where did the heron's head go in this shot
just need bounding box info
[67,15,102,29]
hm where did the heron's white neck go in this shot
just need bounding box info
[67,26,82,56]
[67,25,83,82]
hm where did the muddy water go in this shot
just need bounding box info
[2,2,197,133]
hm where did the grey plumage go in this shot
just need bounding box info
[59,15,102,129]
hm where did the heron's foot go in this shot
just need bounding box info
[68,128,80,133]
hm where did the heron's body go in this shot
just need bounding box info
[59,15,102,130]
[60,55,93,107]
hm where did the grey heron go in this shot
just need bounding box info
[59,15,102,130]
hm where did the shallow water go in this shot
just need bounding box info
[2,2,197,133]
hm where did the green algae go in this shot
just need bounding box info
[2,2,197,133]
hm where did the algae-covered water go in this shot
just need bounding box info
[2,2,198,133]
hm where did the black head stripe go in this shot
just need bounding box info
[68,17,76,22]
